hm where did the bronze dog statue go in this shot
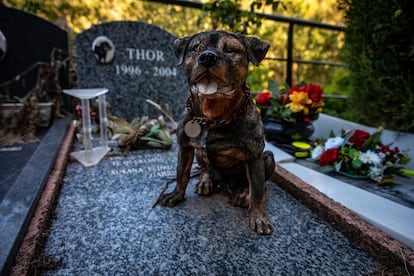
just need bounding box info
[158,30,275,235]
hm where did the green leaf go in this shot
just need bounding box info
[342,130,355,145]
[351,159,362,169]
[399,155,411,165]
[268,80,279,93]
[297,80,307,87]
[360,130,382,151]
[394,9,402,18]
[349,148,358,158]
[272,1,280,11]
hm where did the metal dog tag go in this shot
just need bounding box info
[184,120,201,138]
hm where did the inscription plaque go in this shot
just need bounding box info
[75,21,188,121]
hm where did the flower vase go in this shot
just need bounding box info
[263,118,315,143]
[336,170,369,179]
[0,102,53,128]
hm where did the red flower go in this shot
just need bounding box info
[256,91,272,108]
[349,130,370,149]
[255,82,324,124]
[306,83,324,103]
[379,144,390,153]
[75,104,97,119]
[319,148,339,166]
[75,104,82,117]
[303,117,312,123]
[393,147,400,154]
[280,93,288,102]
[289,85,306,93]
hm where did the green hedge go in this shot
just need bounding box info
[339,0,414,133]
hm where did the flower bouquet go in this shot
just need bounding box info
[256,81,324,143]
[256,80,324,124]
[312,128,411,184]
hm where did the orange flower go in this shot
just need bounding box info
[286,91,312,113]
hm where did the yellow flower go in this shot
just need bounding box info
[286,91,312,113]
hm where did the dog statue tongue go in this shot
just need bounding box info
[197,80,218,95]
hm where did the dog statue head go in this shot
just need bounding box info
[174,30,270,98]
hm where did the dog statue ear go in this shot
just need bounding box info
[243,37,270,66]
[174,36,192,65]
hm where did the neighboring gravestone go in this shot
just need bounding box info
[75,21,188,121]
[0,6,69,98]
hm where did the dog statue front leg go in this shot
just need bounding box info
[246,158,273,235]
[158,146,194,207]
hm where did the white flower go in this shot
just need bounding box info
[378,152,386,159]
[311,145,324,160]
[324,137,344,150]
[359,150,382,165]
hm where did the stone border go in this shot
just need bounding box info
[9,122,75,276]
[272,164,414,274]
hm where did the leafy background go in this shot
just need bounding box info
[2,0,413,133]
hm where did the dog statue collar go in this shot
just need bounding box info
[184,120,202,138]
[185,86,251,130]
[183,118,208,149]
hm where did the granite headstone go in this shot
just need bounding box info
[75,21,189,121]
[0,6,69,98]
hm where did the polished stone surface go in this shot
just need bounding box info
[296,159,414,209]
[0,133,45,203]
[44,142,379,275]
[0,116,71,275]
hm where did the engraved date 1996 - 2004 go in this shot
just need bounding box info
[115,64,177,77]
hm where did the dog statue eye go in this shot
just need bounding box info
[189,44,200,53]
[224,47,234,54]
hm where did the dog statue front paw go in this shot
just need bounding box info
[195,172,214,196]
[249,210,273,235]
[157,190,185,207]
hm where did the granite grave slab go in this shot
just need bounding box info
[0,130,48,203]
[0,116,71,275]
[43,141,379,275]
[296,158,414,209]
[75,21,188,122]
